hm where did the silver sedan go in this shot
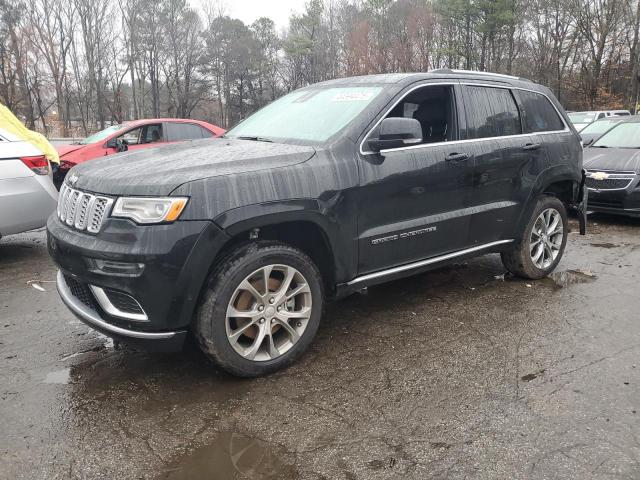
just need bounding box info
[0,128,58,238]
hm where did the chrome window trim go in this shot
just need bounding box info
[359,81,571,156]
[347,239,514,286]
[89,285,149,322]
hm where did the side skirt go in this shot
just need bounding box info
[335,239,514,298]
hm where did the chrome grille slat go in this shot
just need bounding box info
[74,193,93,230]
[66,190,81,225]
[56,185,113,234]
[60,186,73,222]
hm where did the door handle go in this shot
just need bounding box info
[445,152,470,162]
[523,143,541,151]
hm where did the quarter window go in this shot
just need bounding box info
[463,86,522,139]
[517,90,565,133]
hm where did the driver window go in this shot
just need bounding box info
[385,85,457,144]
[120,127,142,145]
[117,124,162,145]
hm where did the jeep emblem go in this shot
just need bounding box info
[68,173,79,185]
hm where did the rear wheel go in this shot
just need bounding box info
[194,241,323,377]
[501,195,568,279]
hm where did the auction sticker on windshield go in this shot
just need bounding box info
[332,91,376,102]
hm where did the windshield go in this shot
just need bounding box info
[580,120,620,135]
[225,86,384,143]
[592,122,640,148]
[80,124,127,144]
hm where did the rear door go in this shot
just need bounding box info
[460,84,543,245]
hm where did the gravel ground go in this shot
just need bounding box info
[1,214,639,479]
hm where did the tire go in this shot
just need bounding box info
[194,241,324,377]
[501,195,568,280]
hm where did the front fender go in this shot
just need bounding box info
[213,199,356,284]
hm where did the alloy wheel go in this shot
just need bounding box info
[225,264,312,362]
[530,207,564,269]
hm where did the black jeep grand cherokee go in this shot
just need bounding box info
[48,70,586,377]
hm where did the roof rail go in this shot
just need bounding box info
[431,68,522,81]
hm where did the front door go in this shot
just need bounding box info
[356,83,476,275]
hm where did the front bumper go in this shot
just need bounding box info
[48,213,230,350]
[587,178,640,217]
[56,270,186,351]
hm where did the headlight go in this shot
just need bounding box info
[112,197,188,224]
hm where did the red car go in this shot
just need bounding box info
[54,118,225,188]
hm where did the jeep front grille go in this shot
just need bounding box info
[57,184,113,234]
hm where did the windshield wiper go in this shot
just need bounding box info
[236,136,273,143]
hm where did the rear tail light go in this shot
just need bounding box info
[20,155,50,175]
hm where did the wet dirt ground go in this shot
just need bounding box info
[1,214,640,479]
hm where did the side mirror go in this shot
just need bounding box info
[367,117,422,152]
[106,138,128,152]
[582,137,594,147]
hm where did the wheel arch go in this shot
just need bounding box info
[212,201,346,298]
[513,166,581,240]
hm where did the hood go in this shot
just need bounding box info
[583,147,640,173]
[69,138,316,196]
[56,144,86,157]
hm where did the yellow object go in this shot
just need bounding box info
[0,103,59,164]
[165,198,188,222]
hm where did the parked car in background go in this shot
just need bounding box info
[0,128,57,239]
[53,118,225,189]
[48,70,586,377]
[568,110,631,131]
[579,117,625,146]
[584,116,640,217]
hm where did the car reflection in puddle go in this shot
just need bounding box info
[158,432,296,480]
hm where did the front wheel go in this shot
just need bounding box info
[194,241,324,377]
[501,195,568,279]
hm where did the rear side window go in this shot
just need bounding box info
[166,123,210,141]
[462,86,521,139]
[516,90,565,133]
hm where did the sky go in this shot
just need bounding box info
[217,0,307,30]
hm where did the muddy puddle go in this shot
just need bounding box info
[590,242,621,249]
[547,269,597,289]
[158,432,296,479]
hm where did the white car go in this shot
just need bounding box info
[0,127,58,238]
[568,110,631,131]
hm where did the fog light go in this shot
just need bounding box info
[86,258,145,277]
